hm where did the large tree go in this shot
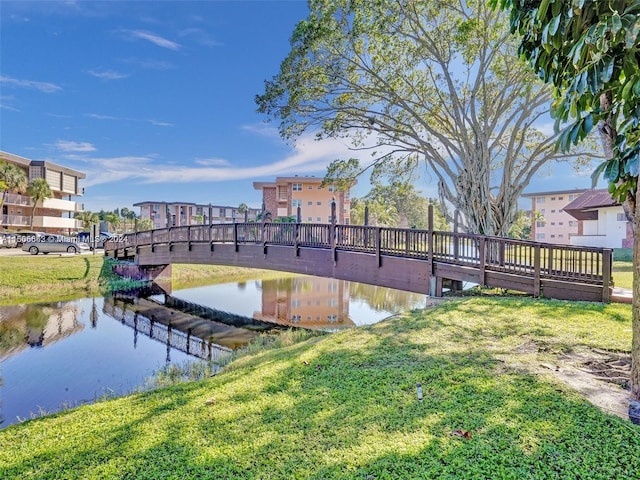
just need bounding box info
[496,0,640,408]
[257,0,597,236]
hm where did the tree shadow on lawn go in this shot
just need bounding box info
[2,300,639,479]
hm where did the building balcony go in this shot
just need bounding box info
[3,193,31,206]
[31,216,82,229]
[42,198,82,212]
[1,214,31,227]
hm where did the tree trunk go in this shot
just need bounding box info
[632,181,640,400]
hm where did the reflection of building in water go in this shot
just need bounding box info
[0,302,83,358]
[255,277,355,329]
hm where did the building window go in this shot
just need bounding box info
[292,183,302,191]
[569,221,577,227]
[551,209,556,213]
[328,185,336,192]
[317,217,322,222]
[535,221,544,228]
[536,233,545,240]
[550,235,556,238]
[569,194,580,201]
[316,201,322,206]
[307,201,313,206]
[559,222,563,225]
[292,199,302,208]
[550,197,556,201]
[291,315,301,323]
[558,234,564,238]
[540,209,545,215]
[536,197,545,203]
[328,216,333,222]
[292,299,301,307]
[550,222,555,226]
[317,186,323,190]
[558,196,564,200]
[617,213,627,221]
[307,217,312,221]
[307,185,313,190]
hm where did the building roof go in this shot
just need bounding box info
[563,189,619,221]
[133,201,259,210]
[0,150,86,179]
[521,188,587,198]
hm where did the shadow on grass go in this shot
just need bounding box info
[1,299,638,479]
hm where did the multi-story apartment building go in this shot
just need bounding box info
[134,201,260,228]
[0,151,84,233]
[522,189,586,244]
[253,175,353,224]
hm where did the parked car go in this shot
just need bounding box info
[15,230,46,247]
[0,232,18,248]
[22,235,91,255]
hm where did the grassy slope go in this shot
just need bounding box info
[0,297,638,479]
[0,256,278,305]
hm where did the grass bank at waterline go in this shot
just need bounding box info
[1,298,637,479]
[0,255,279,306]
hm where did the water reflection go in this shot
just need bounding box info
[0,274,426,428]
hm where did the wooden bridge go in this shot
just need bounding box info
[105,217,613,303]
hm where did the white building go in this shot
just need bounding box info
[564,189,632,248]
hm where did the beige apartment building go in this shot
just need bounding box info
[253,176,353,224]
[522,189,586,244]
[0,151,85,233]
[134,201,260,228]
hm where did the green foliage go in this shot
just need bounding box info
[75,210,100,230]
[499,0,640,202]
[0,298,637,478]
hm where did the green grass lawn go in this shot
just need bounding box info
[0,255,279,305]
[0,297,637,479]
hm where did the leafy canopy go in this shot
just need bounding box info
[497,0,640,201]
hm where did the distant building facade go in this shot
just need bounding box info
[0,151,85,233]
[522,189,586,244]
[134,201,260,228]
[564,189,632,248]
[253,176,353,224]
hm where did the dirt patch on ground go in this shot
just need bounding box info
[510,343,631,420]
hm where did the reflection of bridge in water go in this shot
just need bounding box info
[103,294,237,363]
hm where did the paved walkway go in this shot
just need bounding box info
[612,287,633,304]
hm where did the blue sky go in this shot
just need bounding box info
[1,0,602,214]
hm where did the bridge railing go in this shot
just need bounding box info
[106,223,611,285]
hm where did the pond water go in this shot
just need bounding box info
[0,274,426,429]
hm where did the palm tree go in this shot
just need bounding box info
[0,161,28,225]
[27,178,52,229]
[238,202,248,221]
[104,212,121,233]
[74,210,100,231]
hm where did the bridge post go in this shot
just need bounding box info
[602,248,612,303]
[453,210,459,260]
[234,223,239,252]
[376,227,382,267]
[294,223,300,256]
[478,237,486,286]
[427,204,434,275]
[533,244,541,297]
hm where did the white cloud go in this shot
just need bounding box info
[178,27,222,47]
[66,132,377,189]
[128,30,180,50]
[194,158,231,166]
[87,69,129,80]
[0,75,62,93]
[55,140,96,152]
[148,119,173,127]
